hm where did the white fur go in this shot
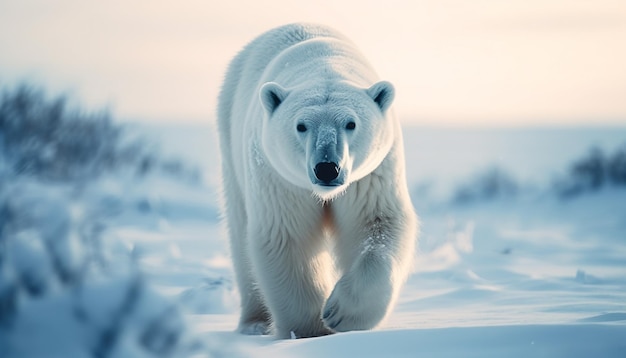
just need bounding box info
[217,23,418,339]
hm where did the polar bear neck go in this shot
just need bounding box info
[321,201,335,233]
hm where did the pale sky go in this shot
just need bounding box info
[1,0,625,126]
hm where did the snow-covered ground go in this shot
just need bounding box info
[2,124,626,357]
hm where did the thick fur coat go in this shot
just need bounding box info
[217,23,418,339]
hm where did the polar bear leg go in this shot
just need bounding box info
[231,223,271,334]
[322,217,398,332]
[248,217,334,339]
[222,170,271,334]
[323,183,416,332]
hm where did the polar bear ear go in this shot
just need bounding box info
[366,81,395,113]
[260,82,288,115]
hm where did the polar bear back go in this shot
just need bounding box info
[261,36,379,88]
[218,23,343,126]
[219,23,379,122]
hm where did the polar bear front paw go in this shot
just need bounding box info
[322,277,390,332]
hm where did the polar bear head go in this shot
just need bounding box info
[260,80,396,200]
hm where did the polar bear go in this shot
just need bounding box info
[217,23,418,339]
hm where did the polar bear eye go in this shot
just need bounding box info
[346,121,356,130]
[296,123,307,132]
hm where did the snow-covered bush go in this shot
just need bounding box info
[555,144,626,198]
[447,143,626,205]
[0,83,199,183]
[0,180,203,357]
[1,84,123,181]
[451,167,518,204]
[607,144,626,186]
[0,84,209,357]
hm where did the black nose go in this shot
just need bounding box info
[314,162,340,182]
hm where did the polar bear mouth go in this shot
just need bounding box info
[311,180,347,200]
[315,181,342,187]
[312,176,345,188]
[311,175,346,200]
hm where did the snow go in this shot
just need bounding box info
[2,124,626,357]
[265,324,626,357]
